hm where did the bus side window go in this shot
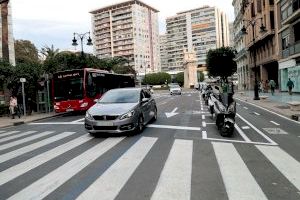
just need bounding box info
[86,73,97,98]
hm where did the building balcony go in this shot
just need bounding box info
[247,30,275,50]
[112,14,132,22]
[234,48,247,60]
[282,41,300,59]
[282,8,300,25]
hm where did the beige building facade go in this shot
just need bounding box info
[234,0,279,90]
[90,0,160,74]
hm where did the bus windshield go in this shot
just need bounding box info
[54,77,83,101]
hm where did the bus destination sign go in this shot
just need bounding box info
[57,72,81,79]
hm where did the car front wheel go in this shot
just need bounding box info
[135,115,144,134]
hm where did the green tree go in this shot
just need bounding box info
[15,40,39,64]
[40,45,59,60]
[206,46,237,82]
[175,72,184,86]
[0,59,14,91]
[143,72,171,85]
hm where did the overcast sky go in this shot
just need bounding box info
[12,0,234,52]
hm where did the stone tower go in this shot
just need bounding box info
[0,0,15,66]
[183,49,197,88]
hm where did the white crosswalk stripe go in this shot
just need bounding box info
[0,132,75,164]
[0,131,55,151]
[0,134,92,186]
[256,145,300,190]
[213,142,268,200]
[77,137,157,200]
[1,129,300,200]
[8,137,125,200]
[0,131,37,143]
[0,131,20,138]
[151,139,193,200]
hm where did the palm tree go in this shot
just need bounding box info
[40,45,60,61]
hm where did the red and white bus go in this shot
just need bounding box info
[52,68,135,113]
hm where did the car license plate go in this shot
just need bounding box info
[66,109,74,112]
[97,121,114,126]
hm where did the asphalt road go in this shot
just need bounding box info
[0,90,299,200]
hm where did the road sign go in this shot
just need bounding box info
[20,78,26,83]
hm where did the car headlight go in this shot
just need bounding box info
[85,111,94,120]
[120,110,135,120]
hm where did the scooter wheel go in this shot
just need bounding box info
[220,127,234,137]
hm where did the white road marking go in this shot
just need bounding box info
[147,124,201,131]
[158,101,167,105]
[213,142,268,200]
[202,122,206,127]
[237,113,277,145]
[243,107,248,110]
[77,137,157,200]
[151,140,193,200]
[234,124,251,142]
[0,132,75,164]
[202,115,205,120]
[270,121,280,126]
[0,131,20,138]
[204,137,277,146]
[256,145,300,190]
[202,131,207,139]
[0,131,37,143]
[165,107,179,118]
[8,137,125,200]
[254,112,261,116]
[236,103,241,106]
[0,131,55,151]
[242,126,250,130]
[29,122,84,125]
[0,134,91,186]
[71,118,85,123]
[235,98,300,125]
[0,130,6,133]
[205,122,215,125]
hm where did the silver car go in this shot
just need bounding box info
[169,84,182,95]
[85,88,157,135]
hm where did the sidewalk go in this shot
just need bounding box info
[235,90,300,120]
[0,112,63,128]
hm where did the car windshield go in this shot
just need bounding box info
[99,89,140,103]
[170,85,180,88]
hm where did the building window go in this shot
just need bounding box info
[270,11,275,29]
[282,36,289,50]
[294,22,300,42]
[269,0,274,5]
[251,3,255,17]
[257,0,262,12]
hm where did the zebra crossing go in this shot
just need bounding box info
[0,129,299,200]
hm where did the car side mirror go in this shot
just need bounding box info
[141,98,149,103]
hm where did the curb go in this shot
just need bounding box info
[0,112,68,129]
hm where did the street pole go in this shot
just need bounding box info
[21,82,26,117]
[46,74,50,113]
[80,37,84,57]
[252,23,260,100]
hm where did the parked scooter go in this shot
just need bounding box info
[209,86,236,137]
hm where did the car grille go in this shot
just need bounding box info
[93,126,118,130]
[93,115,119,121]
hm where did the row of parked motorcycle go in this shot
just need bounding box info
[201,85,236,137]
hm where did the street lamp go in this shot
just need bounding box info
[72,32,93,57]
[241,18,267,100]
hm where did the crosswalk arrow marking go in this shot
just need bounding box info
[165,107,179,118]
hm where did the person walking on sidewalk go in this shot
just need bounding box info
[269,79,276,95]
[287,78,294,95]
[9,96,18,119]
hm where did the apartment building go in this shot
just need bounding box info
[232,0,249,90]
[162,6,230,72]
[159,35,168,72]
[277,0,300,92]
[241,0,278,89]
[90,0,160,74]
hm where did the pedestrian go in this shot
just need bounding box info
[286,78,294,95]
[269,79,276,95]
[265,80,269,93]
[9,96,18,119]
